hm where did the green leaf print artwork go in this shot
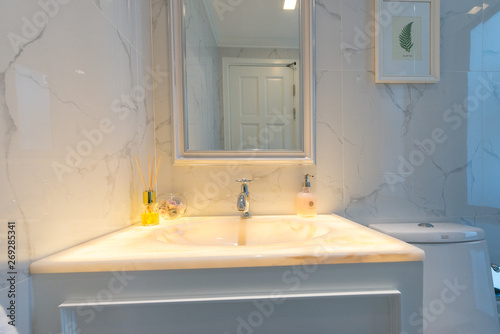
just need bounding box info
[399,22,414,53]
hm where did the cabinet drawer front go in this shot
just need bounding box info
[60,290,401,334]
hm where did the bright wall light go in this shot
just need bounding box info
[283,0,297,10]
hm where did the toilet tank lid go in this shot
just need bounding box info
[368,222,485,243]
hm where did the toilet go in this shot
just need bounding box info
[369,222,500,334]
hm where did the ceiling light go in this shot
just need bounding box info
[283,0,297,10]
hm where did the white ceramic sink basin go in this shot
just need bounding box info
[151,216,331,246]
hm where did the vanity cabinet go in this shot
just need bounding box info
[30,215,424,333]
[32,262,422,334]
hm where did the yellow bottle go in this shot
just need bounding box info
[296,174,317,218]
[141,191,159,226]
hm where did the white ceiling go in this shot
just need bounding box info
[203,0,299,48]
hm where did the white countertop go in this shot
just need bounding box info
[30,214,424,273]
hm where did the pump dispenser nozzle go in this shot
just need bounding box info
[303,174,314,187]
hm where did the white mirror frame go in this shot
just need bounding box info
[169,0,316,165]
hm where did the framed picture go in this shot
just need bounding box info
[375,0,439,83]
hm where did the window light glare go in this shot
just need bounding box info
[283,0,297,10]
[467,6,482,14]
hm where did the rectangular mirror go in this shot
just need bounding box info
[169,0,315,165]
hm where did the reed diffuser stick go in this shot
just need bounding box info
[151,156,155,191]
[152,156,162,188]
[133,154,147,190]
[148,155,151,191]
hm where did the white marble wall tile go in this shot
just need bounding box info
[151,0,171,160]
[315,70,343,213]
[91,0,142,55]
[483,2,500,71]
[2,0,149,260]
[466,72,486,212]
[135,1,154,68]
[473,216,500,264]
[411,158,477,218]
[342,71,424,221]
[440,0,483,72]
[315,0,342,70]
[0,6,154,320]
[342,71,415,189]
[455,72,500,217]
[409,72,470,216]
[406,71,500,219]
[480,72,500,211]
[157,164,313,217]
[340,0,375,71]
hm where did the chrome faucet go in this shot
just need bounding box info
[236,179,252,218]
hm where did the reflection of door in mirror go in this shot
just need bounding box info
[223,59,300,150]
[182,0,301,152]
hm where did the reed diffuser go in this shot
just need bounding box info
[134,154,162,226]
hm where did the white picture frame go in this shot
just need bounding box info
[375,0,439,83]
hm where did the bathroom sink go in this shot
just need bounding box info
[30,213,425,273]
[151,216,331,246]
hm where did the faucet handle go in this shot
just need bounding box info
[236,179,253,183]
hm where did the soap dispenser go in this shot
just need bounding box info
[296,174,317,218]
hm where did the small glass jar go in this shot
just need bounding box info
[141,191,159,226]
[158,193,186,220]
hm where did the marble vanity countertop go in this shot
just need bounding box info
[30,214,424,273]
